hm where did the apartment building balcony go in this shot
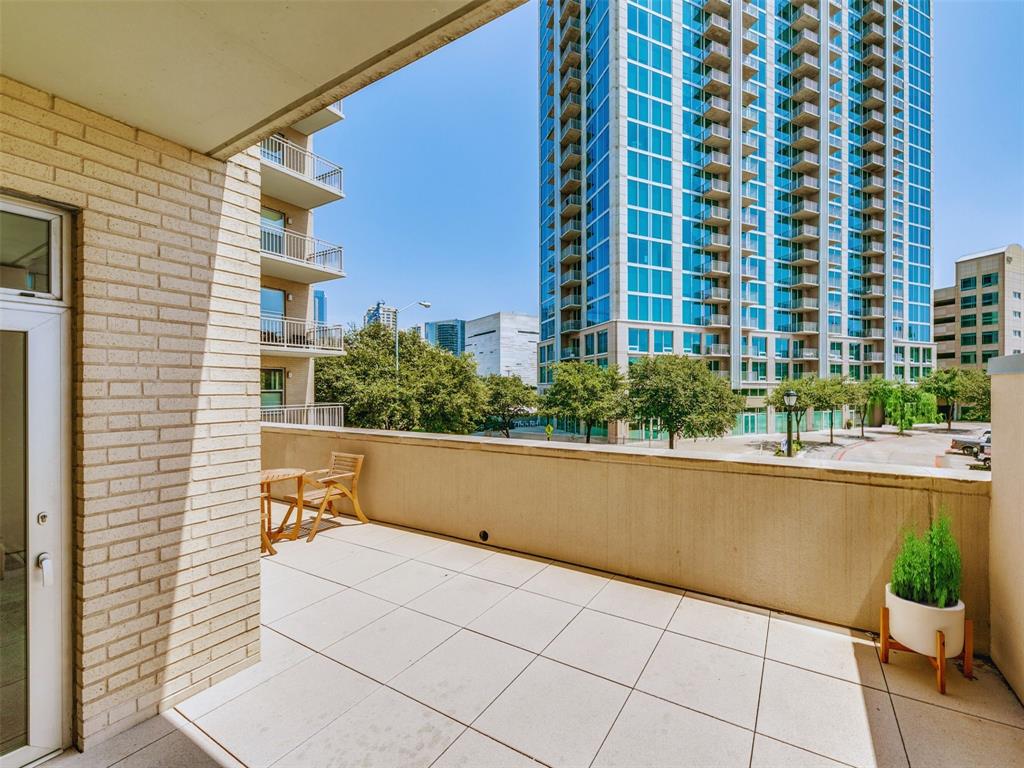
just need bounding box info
[560,318,582,333]
[864,153,885,172]
[863,132,885,152]
[560,143,582,170]
[560,344,581,359]
[792,53,820,79]
[861,285,886,298]
[865,327,886,339]
[792,247,819,265]
[742,28,759,53]
[863,239,884,257]
[559,0,580,24]
[560,243,582,265]
[561,118,582,145]
[259,135,344,209]
[560,269,583,287]
[738,211,756,232]
[793,151,819,173]
[260,403,345,428]
[798,348,820,359]
[703,95,731,122]
[560,67,582,97]
[704,13,731,43]
[560,292,582,310]
[792,126,820,150]
[863,217,885,236]
[866,350,886,362]
[863,0,885,23]
[742,54,759,79]
[792,101,820,126]
[793,224,820,243]
[741,261,760,280]
[862,88,885,110]
[792,3,820,31]
[790,200,819,220]
[795,321,820,333]
[705,343,731,355]
[700,233,731,252]
[560,168,582,193]
[793,77,820,102]
[290,99,345,135]
[561,194,582,218]
[740,287,760,305]
[260,315,345,357]
[862,261,886,277]
[703,41,731,69]
[742,1,758,27]
[793,271,819,288]
[704,313,731,328]
[703,0,731,15]
[703,150,731,174]
[741,156,759,181]
[741,133,758,156]
[741,106,759,130]
[741,182,758,206]
[863,22,885,45]
[792,28,820,56]
[703,259,731,277]
[560,91,582,120]
[862,304,886,319]
[560,217,582,240]
[702,69,731,97]
[700,286,731,304]
[794,297,820,312]
[863,66,886,89]
[703,205,731,227]
[700,179,731,201]
[741,82,758,105]
[793,174,820,196]
[863,44,885,66]
[864,174,885,193]
[260,226,345,283]
[702,124,731,149]
[560,40,581,70]
[560,15,581,47]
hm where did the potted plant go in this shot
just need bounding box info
[880,515,972,693]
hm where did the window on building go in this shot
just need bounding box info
[775,362,789,380]
[260,369,284,407]
[653,330,673,354]
[961,314,977,327]
[960,295,976,309]
[960,276,976,291]
[982,311,999,326]
[982,350,999,363]
[584,333,595,356]
[1014,291,1023,300]
[982,272,998,287]
[628,328,649,353]
[982,330,999,345]
[260,207,286,254]
[261,286,286,316]
[961,333,977,347]
[960,352,976,365]
[982,291,998,306]
[597,330,609,354]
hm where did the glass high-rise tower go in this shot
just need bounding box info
[538,0,935,431]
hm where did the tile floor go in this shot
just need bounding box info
[52,506,1024,768]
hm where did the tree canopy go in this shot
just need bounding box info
[541,362,627,443]
[765,375,816,440]
[847,376,893,437]
[627,355,744,448]
[806,376,850,444]
[919,367,991,428]
[482,374,538,438]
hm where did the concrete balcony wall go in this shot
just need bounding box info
[263,425,992,653]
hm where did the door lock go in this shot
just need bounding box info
[37,512,48,525]
[37,553,54,587]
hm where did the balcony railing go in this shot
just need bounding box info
[261,403,345,428]
[260,225,343,273]
[260,315,345,352]
[259,135,344,193]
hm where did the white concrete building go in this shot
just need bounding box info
[465,312,540,387]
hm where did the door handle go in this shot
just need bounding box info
[37,552,54,587]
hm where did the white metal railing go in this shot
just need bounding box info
[260,225,343,273]
[259,135,344,193]
[261,403,345,428]
[260,315,345,352]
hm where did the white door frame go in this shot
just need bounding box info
[0,199,73,767]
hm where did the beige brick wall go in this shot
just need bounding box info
[1,76,262,748]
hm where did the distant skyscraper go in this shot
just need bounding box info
[466,312,540,387]
[363,302,398,330]
[314,289,326,324]
[424,319,466,355]
[538,0,934,429]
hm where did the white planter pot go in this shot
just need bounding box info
[885,583,965,658]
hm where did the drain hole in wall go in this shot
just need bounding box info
[478,530,489,542]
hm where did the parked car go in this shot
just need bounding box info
[978,443,992,469]
[951,429,991,456]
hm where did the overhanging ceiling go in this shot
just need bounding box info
[0,0,522,159]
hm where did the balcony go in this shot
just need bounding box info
[863,44,885,66]
[864,153,885,172]
[863,304,886,319]
[741,156,759,181]
[796,320,820,333]
[794,297,820,312]
[560,168,582,193]
[793,77,819,102]
[559,0,580,24]
[863,196,885,215]
[259,135,344,209]
[741,261,760,279]
[560,292,582,309]
[799,348,820,359]
[863,217,885,236]
[741,182,758,206]
[742,54,759,79]
[560,268,583,286]
[863,88,885,110]
[792,28,820,56]
[864,174,885,193]
[700,179,731,201]
[703,69,731,97]
[703,0,731,14]
[561,194,582,218]
[561,40,582,69]
[792,53,820,79]
[793,272,819,288]
[861,284,886,298]
[863,22,885,45]
[793,126,819,150]
[701,286,731,303]
[703,150,731,174]
[792,248,819,265]
[705,313,731,328]
[560,243,582,264]
[704,13,730,43]
[260,226,345,283]
[863,0,885,23]
[702,124,731,149]
[863,239,885,257]
[706,343,730,355]
[560,67,581,96]
[742,28,759,53]
[741,133,758,156]
[790,200,819,220]
[560,319,582,333]
[793,174,820,195]
[700,233,731,252]
[793,224,820,243]
[703,259,731,277]
[703,95,731,122]
[560,344,581,359]
[792,3,820,31]
[741,106,759,130]
[260,315,345,356]
[793,151,819,173]
[863,131,885,152]
[742,1,758,27]
[863,66,886,88]
[561,118,582,145]
[560,143,582,170]
[560,15,581,46]
[742,82,758,105]
[290,99,345,135]
[703,205,731,227]
[703,41,731,69]
[260,402,344,427]
[560,91,582,120]
[560,217,582,240]
[792,101,820,126]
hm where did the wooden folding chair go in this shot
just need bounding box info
[282,452,368,542]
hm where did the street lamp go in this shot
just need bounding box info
[394,300,431,372]
[784,388,798,458]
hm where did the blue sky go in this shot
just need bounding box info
[313,0,1023,328]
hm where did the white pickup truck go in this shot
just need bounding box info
[950,429,990,457]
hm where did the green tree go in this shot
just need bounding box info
[627,356,744,449]
[809,376,850,445]
[482,374,539,438]
[541,362,628,443]
[848,377,893,437]
[957,368,991,422]
[409,346,486,434]
[766,375,815,442]
[918,368,964,431]
[886,380,924,434]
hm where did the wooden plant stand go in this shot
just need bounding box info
[880,606,973,694]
